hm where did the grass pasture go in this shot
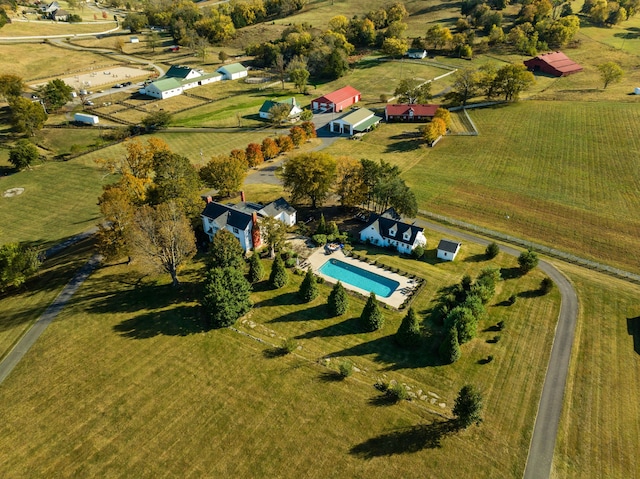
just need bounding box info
[0,21,117,37]
[0,233,559,477]
[554,263,640,478]
[323,100,640,273]
[0,155,108,248]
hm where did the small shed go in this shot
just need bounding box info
[524,51,582,77]
[130,36,139,43]
[216,63,248,80]
[634,87,640,95]
[437,239,461,261]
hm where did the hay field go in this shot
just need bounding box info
[322,100,640,272]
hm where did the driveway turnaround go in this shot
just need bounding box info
[0,254,102,385]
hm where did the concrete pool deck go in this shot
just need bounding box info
[305,248,417,309]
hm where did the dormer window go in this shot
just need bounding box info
[389,224,397,237]
[403,230,411,241]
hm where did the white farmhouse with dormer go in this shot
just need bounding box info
[359,209,426,255]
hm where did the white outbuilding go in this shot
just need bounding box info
[437,239,461,261]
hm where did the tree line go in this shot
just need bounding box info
[281,153,418,217]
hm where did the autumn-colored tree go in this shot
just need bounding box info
[229,148,248,167]
[433,108,452,130]
[597,61,624,89]
[96,137,170,204]
[335,156,367,207]
[8,96,47,136]
[128,201,196,287]
[300,121,317,138]
[282,152,337,208]
[245,143,264,167]
[199,154,247,198]
[97,184,135,262]
[421,117,447,145]
[261,216,287,258]
[288,126,306,147]
[276,135,294,153]
[262,137,280,160]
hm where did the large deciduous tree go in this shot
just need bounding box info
[336,156,367,208]
[0,74,24,101]
[394,78,432,104]
[199,154,247,198]
[493,64,535,101]
[518,249,539,274]
[449,68,480,106]
[127,201,196,287]
[261,216,287,258]
[453,384,484,428]
[202,266,252,328]
[0,243,41,292]
[97,184,135,262]
[282,152,337,208]
[8,96,48,136]
[597,61,624,89]
[149,151,201,219]
[38,79,73,112]
[8,139,39,170]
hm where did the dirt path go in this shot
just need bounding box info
[0,254,101,385]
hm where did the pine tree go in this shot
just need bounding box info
[360,292,384,331]
[453,384,483,428]
[299,268,319,302]
[395,307,421,347]
[439,327,461,363]
[269,255,288,289]
[248,253,265,283]
[328,281,348,316]
[316,213,327,234]
[202,267,252,328]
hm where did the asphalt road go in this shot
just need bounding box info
[414,219,579,479]
[0,254,102,385]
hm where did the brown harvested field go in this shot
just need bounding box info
[0,43,110,82]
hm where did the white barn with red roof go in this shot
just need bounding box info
[311,86,361,112]
[523,52,583,77]
[385,104,439,122]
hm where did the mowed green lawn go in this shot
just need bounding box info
[0,234,560,477]
[323,100,640,273]
[0,156,109,249]
[554,263,640,478]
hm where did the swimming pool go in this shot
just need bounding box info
[318,258,399,298]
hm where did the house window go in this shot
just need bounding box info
[233,227,239,234]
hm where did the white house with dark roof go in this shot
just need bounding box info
[359,209,426,255]
[259,97,303,121]
[437,239,461,261]
[201,197,296,251]
[216,63,248,80]
[329,108,381,136]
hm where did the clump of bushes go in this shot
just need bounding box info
[485,241,499,259]
[338,360,354,378]
[387,382,410,402]
[540,277,553,294]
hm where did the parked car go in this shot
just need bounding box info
[113,83,123,88]
[123,81,132,86]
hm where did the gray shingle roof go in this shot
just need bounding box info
[362,214,423,246]
[437,239,461,253]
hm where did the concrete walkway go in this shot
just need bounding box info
[0,254,102,385]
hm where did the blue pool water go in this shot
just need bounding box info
[318,258,399,298]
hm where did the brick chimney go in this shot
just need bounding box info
[240,191,246,202]
[205,196,212,203]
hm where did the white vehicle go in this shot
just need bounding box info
[74,113,99,125]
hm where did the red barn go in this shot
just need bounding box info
[385,104,439,122]
[311,86,361,112]
[524,51,583,77]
